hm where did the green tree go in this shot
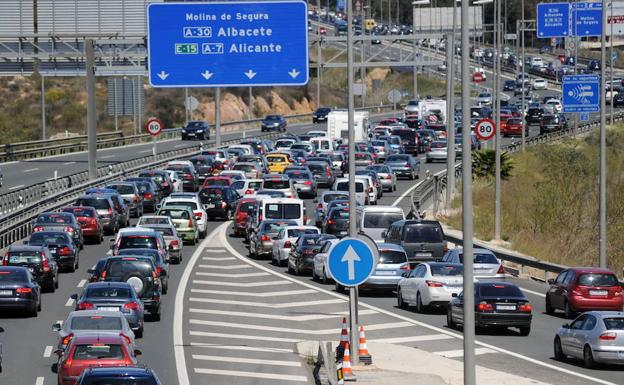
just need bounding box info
[472,149,514,181]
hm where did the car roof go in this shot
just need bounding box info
[82,366,153,377]
[567,267,617,274]
[85,281,134,290]
[68,309,124,318]
[448,248,495,254]
[376,243,406,252]
[0,266,30,273]
[359,205,403,213]
[7,244,45,252]
[70,333,126,344]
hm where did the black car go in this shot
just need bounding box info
[287,233,323,275]
[84,189,131,229]
[503,80,516,91]
[27,231,79,272]
[0,266,41,317]
[3,245,58,292]
[613,92,624,107]
[198,186,239,220]
[525,107,545,125]
[189,155,218,183]
[540,113,567,135]
[165,165,199,192]
[587,59,601,71]
[117,248,169,295]
[182,120,210,140]
[100,256,162,320]
[124,178,161,213]
[312,107,332,123]
[32,212,84,250]
[74,194,119,235]
[323,207,350,237]
[137,170,175,196]
[261,115,287,132]
[447,281,533,336]
[76,366,162,385]
[88,257,109,283]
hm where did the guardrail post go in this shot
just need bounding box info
[433,175,439,218]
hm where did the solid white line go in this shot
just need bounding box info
[520,287,547,298]
[23,168,39,173]
[204,248,227,253]
[192,279,292,287]
[35,377,45,385]
[174,144,186,148]
[189,297,343,309]
[194,368,308,382]
[192,354,302,367]
[369,334,454,344]
[189,308,377,322]
[77,279,87,288]
[434,347,496,358]
[190,288,316,297]
[101,155,115,159]
[8,184,25,190]
[202,256,236,261]
[190,330,299,343]
[189,319,411,335]
[195,271,269,278]
[219,225,618,385]
[63,161,76,165]
[189,342,293,354]
[391,180,421,206]
[43,345,53,358]
[139,150,151,154]
[197,264,251,270]
[65,298,74,307]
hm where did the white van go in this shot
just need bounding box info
[356,206,405,242]
[228,144,254,155]
[310,137,334,154]
[258,198,307,226]
[332,178,367,205]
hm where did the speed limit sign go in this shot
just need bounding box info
[145,118,163,137]
[474,118,496,141]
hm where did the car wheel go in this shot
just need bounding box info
[135,326,144,339]
[416,293,425,313]
[200,229,207,239]
[287,262,295,274]
[322,268,329,284]
[446,308,456,329]
[249,245,256,258]
[393,184,397,191]
[152,307,161,322]
[312,269,318,281]
[75,256,79,270]
[47,277,55,293]
[68,258,76,273]
[583,345,596,369]
[189,236,196,246]
[397,289,407,309]
[545,295,554,315]
[37,298,42,312]
[564,300,575,319]
[29,303,38,318]
[554,337,566,361]
[518,326,531,336]
[55,275,59,289]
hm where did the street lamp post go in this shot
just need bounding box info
[412,0,430,100]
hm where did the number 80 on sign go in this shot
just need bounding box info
[474,118,496,141]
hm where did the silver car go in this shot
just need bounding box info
[554,311,624,368]
[314,191,349,227]
[366,164,396,192]
[476,92,493,106]
[141,223,183,263]
[106,182,144,218]
[425,140,449,163]
[441,248,505,279]
[359,243,409,292]
[53,310,136,350]
[368,140,392,162]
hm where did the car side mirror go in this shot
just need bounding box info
[54,349,64,357]
[109,238,115,248]
[401,272,410,278]
[52,322,61,332]
[70,293,78,300]
[547,278,555,285]
[381,230,387,238]
[562,323,569,329]
[134,349,142,356]
[23,240,29,245]
[451,293,458,298]
[87,269,95,275]
[0,327,4,333]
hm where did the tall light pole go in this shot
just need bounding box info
[521,0,526,150]
[412,0,431,99]
[494,0,502,241]
[599,0,607,268]
[445,0,459,210]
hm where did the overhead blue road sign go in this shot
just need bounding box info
[537,3,571,38]
[326,238,377,287]
[572,2,603,37]
[562,75,600,113]
[147,1,309,88]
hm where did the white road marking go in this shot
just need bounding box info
[23,168,39,173]
[194,368,308,382]
[77,279,87,288]
[101,155,115,159]
[434,347,496,358]
[174,144,185,148]
[204,248,227,253]
[202,256,236,261]
[520,287,547,298]
[63,161,76,165]
[190,319,411,335]
[190,288,316,297]
[189,342,294,354]
[8,184,25,190]
[195,272,269,278]
[35,377,45,385]
[190,330,299,343]
[189,297,343,308]
[139,150,151,154]
[192,354,302,367]
[65,298,74,307]
[369,334,454,343]
[43,345,53,357]
[192,279,292,288]
[197,264,251,270]
[189,308,377,322]
[391,179,422,206]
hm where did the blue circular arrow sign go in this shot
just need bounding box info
[326,237,377,287]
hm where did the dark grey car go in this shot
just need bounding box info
[385,154,420,180]
[306,161,335,188]
[384,220,447,261]
[74,195,119,235]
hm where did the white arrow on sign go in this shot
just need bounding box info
[157,71,169,80]
[288,69,300,79]
[341,245,361,280]
[201,70,213,80]
[244,70,257,79]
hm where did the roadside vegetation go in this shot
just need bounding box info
[445,127,624,272]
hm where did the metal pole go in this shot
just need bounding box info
[599,0,607,268]
[347,0,359,366]
[461,0,475,383]
[609,1,614,125]
[445,30,455,210]
[41,75,46,140]
[413,5,418,99]
[114,78,119,132]
[184,88,189,124]
[492,3,498,152]
[136,76,142,130]
[521,0,526,150]
[249,87,253,118]
[215,87,222,147]
[494,1,502,241]
[85,39,97,180]
[317,0,322,108]
[132,78,138,135]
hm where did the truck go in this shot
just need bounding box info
[326,110,370,143]
[418,99,447,125]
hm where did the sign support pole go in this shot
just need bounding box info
[599,0,607,268]
[41,75,46,140]
[494,1,502,241]
[152,135,157,158]
[346,0,359,366]
[461,0,476,383]
[86,38,97,181]
[215,87,221,147]
[521,0,526,151]
[445,31,455,210]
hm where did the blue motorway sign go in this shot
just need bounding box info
[562,75,600,113]
[147,1,309,88]
[537,3,571,38]
[572,2,602,37]
[326,238,377,287]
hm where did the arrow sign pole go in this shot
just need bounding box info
[341,246,361,280]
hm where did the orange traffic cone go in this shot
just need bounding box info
[358,325,372,364]
[342,342,354,379]
[338,317,349,348]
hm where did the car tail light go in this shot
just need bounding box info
[170,240,179,247]
[399,264,411,271]
[62,333,74,346]
[58,246,72,256]
[571,287,583,296]
[327,219,335,225]
[615,287,623,296]
[245,189,254,194]
[303,215,308,224]
[120,333,133,345]
[64,226,75,233]
[260,235,271,242]
[33,226,44,232]
[156,266,163,276]
[326,169,332,176]
[100,271,107,280]
[317,203,323,209]
[78,301,95,310]
[42,253,50,273]
[144,192,153,200]
[303,181,313,185]
[599,332,617,341]
[162,181,169,187]
[123,302,141,311]
[304,249,315,255]
[497,264,505,274]
[16,287,32,294]
[152,271,158,280]
[188,218,193,227]
[2,255,7,266]
[133,195,140,203]
[477,302,494,312]
[221,202,227,209]
[284,241,292,248]
[426,147,431,152]
[426,280,444,287]
[194,211,203,220]
[184,174,193,180]
[519,303,533,312]
[368,187,373,193]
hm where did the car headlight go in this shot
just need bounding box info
[182,129,187,133]
[196,130,203,133]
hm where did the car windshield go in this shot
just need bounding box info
[458,253,498,264]
[36,214,71,224]
[603,317,624,330]
[72,344,124,360]
[76,198,110,209]
[430,142,446,149]
[108,185,135,195]
[323,193,347,203]
[234,164,255,172]
[139,217,170,225]
[577,273,619,287]
[430,264,464,276]
[147,227,175,236]
[300,235,321,245]
[336,181,364,193]
[261,222,288,233]
[378,250,407,264]
[0,269,28,282]
[86,286,132,298]
[404,225,443,243]
[387,155,410,162]
[286,172,310,180]
[105,260,152,279]
[8,252,42,264]
[265,115,280,120]
[478,284,523,298]
[29,233,69,245]
[64,208,95,218]
[164,201,198,210]
[307,164,325,173]
[80,379,157,385]
[363,213,404,229]
[238,201,256,212]
[265,203,301,220]
[119,236,157,249]
[263,180,290,189]
[187,121,206,128]
[287,228,319,237]
[70,316,122,331]
[159,209,190,220]
[329,154,343,161]
[330,209,350,219]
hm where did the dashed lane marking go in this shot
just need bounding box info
[192,354,302,367]
[368,334,454,343]
[77,279,87,288]
[197,264,252,270]
[8,184,25,190]
[189,308,377,322]
[43,345,53,357]
[193,368,308,382]
[189,319,411,335]
[204,248,227,253]
[190,330,299,343]
[195,271,270,278]
[520,287,546,298]
[192,279,292,288]
[35,377,45,385]
[202,256,236,261]
[63,161,76,165]
[23,168,39,173]
[189,342,293,354]
[190,288,315,297]
[65,298,74,307]
[101,155,115,159]
[434,347,497,358]
[189,297,343,308]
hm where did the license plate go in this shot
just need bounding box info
[204,204,215,209]
[339,231,347,235]
[590,290,608,296]
[98,307,120,312]
[496,305,516,311]
[0,290,12,296]
[375,271,395,276]
[28,267,34,273]
[50,250,56,254]
[415,252,432,257]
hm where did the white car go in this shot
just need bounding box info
[476,92,493,106]
[544,99,563,114]
[345,174,378,205]
[313,238,340,283]
[159,194,208,238]
[532,78,548,90]
[231,179,263,196]
[219,170,247,181]
[397,262,464,312]
[308,130,327,137]
[167,160,196,172]
[271,225,320,266]
[137,215,175,228]
[162,170,183,192]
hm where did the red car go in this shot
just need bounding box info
[202,176,233,188]
[61,206,103,244]
[501,117,525,137]
[318,26,327,35]
[546,267,624,318]
[378,118,401,126]
[232,198,258,237]
[56,334,140,385]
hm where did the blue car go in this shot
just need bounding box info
[76,366,162,385]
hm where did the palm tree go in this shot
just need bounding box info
[472,149,514,180]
